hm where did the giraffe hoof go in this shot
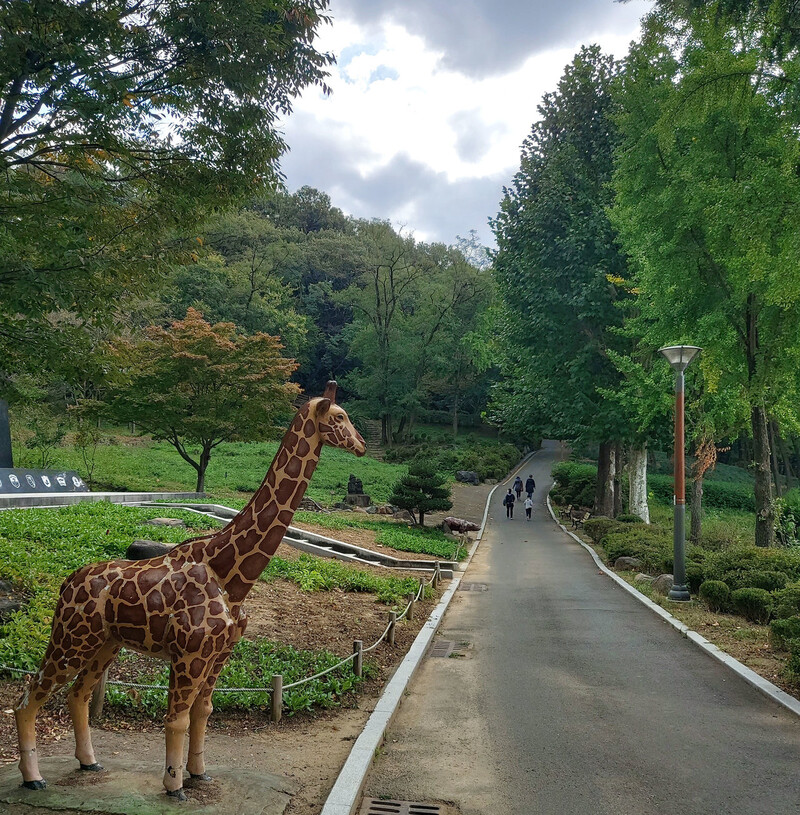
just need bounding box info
[190,772,212,782]
[166,788,187,801]
[80,762,104,772]
[22,779,47,790]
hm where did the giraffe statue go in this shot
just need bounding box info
[14,381,365,800]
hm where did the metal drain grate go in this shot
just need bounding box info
[458,582,488,592]
[427,639,454,658]
[360,799,443,814]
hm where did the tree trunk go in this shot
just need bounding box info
[690,473,703,545]
[776,430,796,489]
[594,442,614,516]
[419,509,425,526]
[752,405,775,547]
[768,420,782,497]
[381,415,391,447]
[628,444,650,524]
[612,442,623,518]
[452,392,459,438]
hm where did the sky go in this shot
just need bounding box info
[279,0,653,249]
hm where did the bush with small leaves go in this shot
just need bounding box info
[720,569,789,592]
[730,587,772,624]
[583,517,624,544]
[769,616,800,650]
[616,514,644,523]
[601,527,672,573]
[699,580,730,612]
[786,639,800,680]
[772,583,800,621]
[686,561,706,594]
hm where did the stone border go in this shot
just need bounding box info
[320,450,540,815]
[545,494,800,718]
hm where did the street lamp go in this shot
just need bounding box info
[659,345,702,602]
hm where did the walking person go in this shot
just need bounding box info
[503,488,515,519]
[525,474,535,500]
[524,495,533,521]
[513,476,523,501]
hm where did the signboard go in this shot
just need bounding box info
[0,468,89,495]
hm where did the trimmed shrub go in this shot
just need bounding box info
[616,514,644,523]
[551,462,597,507]
[772,583,800,621]
[769,616,800,650]
[601,526,672,574]
[787,639,800,678]
[719,569,789,592]
[583,517,624,544]
[686,561,706,594]
[699,580,730,612]
[647,474,755,511]
[704,546,800,585]
[730,587,772,624]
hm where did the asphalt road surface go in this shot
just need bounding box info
[362,441,800,815]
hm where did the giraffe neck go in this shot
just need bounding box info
[193,407,322,604]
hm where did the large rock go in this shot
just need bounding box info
[365,505,378,514]
[634,573,655,584]
[443,516,481,533]
[614,556,643,571]
[299,497,325,512]
[126,539,175,560]
[145,517,186,528]
[393,509,416,524]
[455,470,480,485]
[651,574,674,595]
[377,505,394,515]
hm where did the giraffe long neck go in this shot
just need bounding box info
[193,407,322,603]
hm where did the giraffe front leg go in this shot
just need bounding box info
[186,647,233,781]
[66,641,119,771]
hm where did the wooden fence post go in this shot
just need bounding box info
[407,592,415,621]
[353,640,363,678]
[271,674,283,723]
[388,611,397,646]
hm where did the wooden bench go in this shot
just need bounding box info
[558,503,573,521]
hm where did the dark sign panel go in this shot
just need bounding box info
[0,469,89,494]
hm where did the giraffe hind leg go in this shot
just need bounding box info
[67,640,120,771]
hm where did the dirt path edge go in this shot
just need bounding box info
[321,449,541,815]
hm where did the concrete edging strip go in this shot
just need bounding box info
[545,494,800,718]
[321,449,540,815]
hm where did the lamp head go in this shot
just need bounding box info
[659,345,701,373]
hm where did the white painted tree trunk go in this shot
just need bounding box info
[628,445,650,524]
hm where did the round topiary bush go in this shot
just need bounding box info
[699,580,730,612]
[583,517,622,544]
[769,616,800,650]
[772,583,800,621]
[730,587,773,624]
[616,514,644,523]
[686,561,706,594]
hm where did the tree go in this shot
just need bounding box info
[611,4,800,545]
[491,45,630,511]
[102,308,298,491]
[0,0,333,376]
[389,461,453,526]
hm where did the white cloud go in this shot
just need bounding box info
[279,0,653,246]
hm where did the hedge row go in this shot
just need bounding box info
[384,439,523,482]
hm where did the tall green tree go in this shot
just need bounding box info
[491,45,629,511]
[0,0,332,378]
[611,3,800,545]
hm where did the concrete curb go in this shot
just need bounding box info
[545,494,800,718]
[320,448,540,815]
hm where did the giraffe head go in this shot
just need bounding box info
[312,381,366,457]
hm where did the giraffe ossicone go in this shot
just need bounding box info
[14,381,365,799]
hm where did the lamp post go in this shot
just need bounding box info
[659,345,701,602]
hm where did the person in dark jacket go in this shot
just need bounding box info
[513,476,523,500]
[503,488,515,519]
[525,475,536,500]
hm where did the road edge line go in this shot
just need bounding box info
[545,494,800,718]
[321,448,540,815]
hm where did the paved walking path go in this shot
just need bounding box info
[362,441,800,815]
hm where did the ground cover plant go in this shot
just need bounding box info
[293,510,468,560]
[106,639,378,716]
[15,432,408,505]
[0,503,419,715]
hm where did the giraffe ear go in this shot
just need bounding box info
[323,380,338,402]
[315,398,331,418]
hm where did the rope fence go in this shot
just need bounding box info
[0,563,443,723]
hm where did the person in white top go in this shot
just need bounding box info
[524,495,533,520]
